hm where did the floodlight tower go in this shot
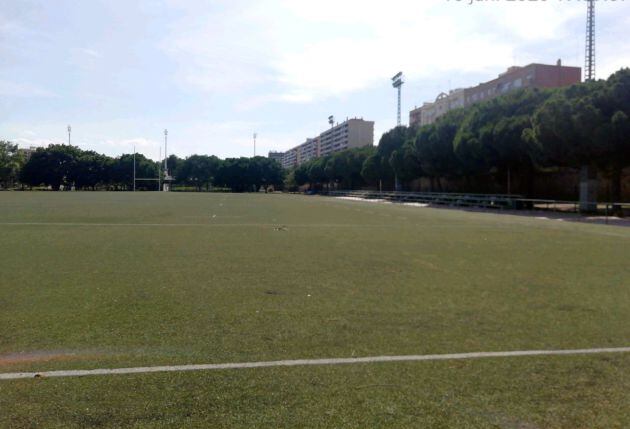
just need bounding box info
[253,132,257,157]
[585,0,596,82]
[67,125,72,145]
[579,0,598,213]
[162,129,173,191]
[164,129,168,175]
[391,72,404,126]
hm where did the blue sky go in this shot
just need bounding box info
[1,0,629,160]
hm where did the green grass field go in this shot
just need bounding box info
[1,192,630,428]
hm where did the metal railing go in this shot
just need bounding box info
[322,190,630,219]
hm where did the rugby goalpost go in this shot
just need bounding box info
[132,130,173,192]
[133,146,162,191]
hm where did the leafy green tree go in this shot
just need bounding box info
[389,143,421,185]
[109,153,158,190]
[307,157,328,189]
[293,164,310,187]
[284,169,298,191]
[590,69,630,201]
[361,153,385,187]
[288,147,373,190]
[166,154,184,181]
[525,88,607,170]
[0,141,24,188]
[345,146,374,189]
[589,110,630,202]
[178,155,221,190]
[409,110,464,190]
[454,89,552,193]
[70,151,110,190]
[256,157,285,190]
[369,126,410,189]
[19,144,82,190]
[324,153,347,187]
[214,158,256,192]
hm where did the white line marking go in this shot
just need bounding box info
[0,222,388,228]
[0,222,600,231]
[2,347,629,381]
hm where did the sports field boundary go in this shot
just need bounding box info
[2,347,630,381]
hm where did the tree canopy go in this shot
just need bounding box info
[3,68,629,199]
[13,144,284,192]
[0,141,24,188]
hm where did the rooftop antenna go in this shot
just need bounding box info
[391,72,404,126]
[585,0,595,82]
[328,115,335,128]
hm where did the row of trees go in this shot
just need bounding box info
[291,68,630,201]
[3,68,628,198]
[0,143,285,192]
[287,146,375,191]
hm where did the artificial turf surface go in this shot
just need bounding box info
[0,192,629,428]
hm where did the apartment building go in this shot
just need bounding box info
[411,88,466,127]
[268,151,284,164]
[280,118,374,169]
[282,148,298,169]
[18,146,39,160]
[409,60,581,127]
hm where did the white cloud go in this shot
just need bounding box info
[2,0,628,159]
[78,48,101,58]
[0,80,56,98]
[159,0,590,105]
[12,137,52,149]
[161,4,276,93]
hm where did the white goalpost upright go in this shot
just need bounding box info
[132,129,173,192]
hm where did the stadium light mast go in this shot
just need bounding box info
[253,132,257,157]
[164,129,168,176]
[67,125,72,145]
[579,0,598,212]
[391,72,404,126]
[585,0,596,82]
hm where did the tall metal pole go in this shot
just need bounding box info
[580,0,597,213]
[158,147,162,192]
[585,0,595,82]
[164,129,168,175]
[67,125,71,145]
[397,86,402,126]
[391,72,404,127]
[253,133,257,157]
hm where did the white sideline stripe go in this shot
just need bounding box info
[2,347,630,381]
[0,222,388,228]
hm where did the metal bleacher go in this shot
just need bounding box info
[325,190,522,210]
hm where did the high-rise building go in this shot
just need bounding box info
[409,61,582,128]
[268,151,284,164]
[280,118,374,169]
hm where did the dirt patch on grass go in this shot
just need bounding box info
[0,350,103,367]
